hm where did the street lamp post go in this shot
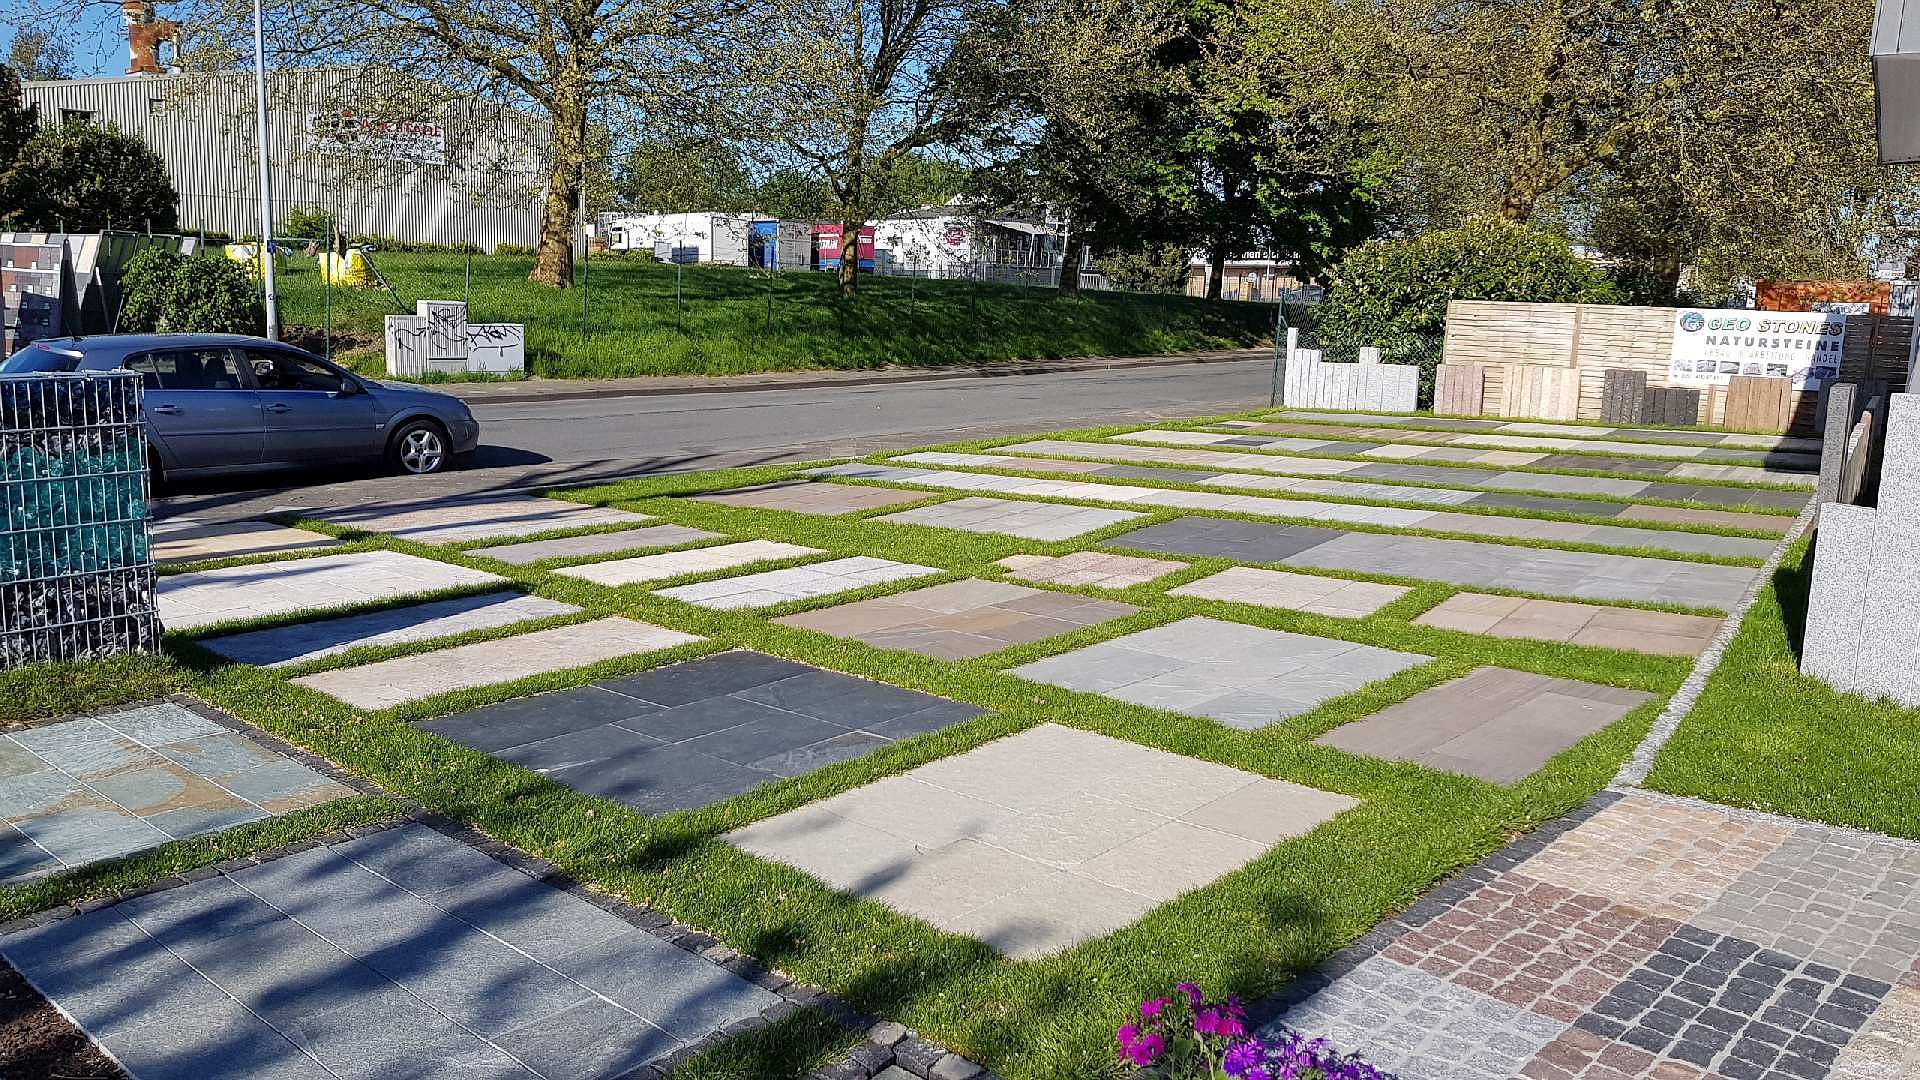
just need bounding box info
[250,0,280,340]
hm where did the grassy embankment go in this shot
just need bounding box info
[275,252,1274,380]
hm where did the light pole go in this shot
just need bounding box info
[250,0,280,340]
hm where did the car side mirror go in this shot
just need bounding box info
[337,379,364,397]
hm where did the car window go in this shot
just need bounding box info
[127,348,247,391]
[0,343,82,373]
[248,349,346,393]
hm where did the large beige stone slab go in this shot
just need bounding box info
[156,551,507,632]
[554,540,823,587]
[1415,593,1720,656]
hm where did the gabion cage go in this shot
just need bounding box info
[0,370,158,669]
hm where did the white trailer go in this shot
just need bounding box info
[602,212,754,265]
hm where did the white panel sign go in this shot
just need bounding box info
[307,110,448,166]
[1669,309,1845,389]
[466,323,526,374]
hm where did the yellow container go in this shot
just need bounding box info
[318,249,371,286]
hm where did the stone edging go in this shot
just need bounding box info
[1611,500,1818,788]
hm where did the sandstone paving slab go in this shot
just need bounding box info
[312,495,654,544]
[727,723,1357,957]
[1168,566,1409,618]
[1261,790,1920,1080]
[422,651,985,815]
[1193,422,1823,472]
[151,519,339,565]
[292,618,703,711]
[202,592,583,668]
[692,480,932,515]
[1254,413,1824,454]
[1415,593,1722,656]
[158,550,508,632]
[467,524,723,565]
[652,556,943,610]
[0,702,353,884]
[0,822,779,1079]
[1313,666,1653,783]
[872,495,1147,540]
[774,579,1137,660]
[1010,616,1429,729]
[995,551,1186,589]
[553,540,823,587]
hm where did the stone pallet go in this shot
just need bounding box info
[1600,368,1648,424]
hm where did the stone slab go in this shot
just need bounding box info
[1169,567,1410,618]
[1011,616,1430,729]
[693,481,931,515]
[653,556,943,610]
[995,551,1186,589]
[292,618,704,711]
[1801,495,1920,706]
[1106,517,1348,563]
[1314,666,1653,783]
[554,540,824,587]
[422,651,985,814]
[202,592,583,668]
[466,525,723,565]
[0,824,778,1078]
[728,723,1357,957]
[150,519,339,565]
[873,496,1147,540]
[1415,593,1722,656]
[775,579,1138,660]
[314,496,654,544]
[157,551,508,632]
[0,703,351,884]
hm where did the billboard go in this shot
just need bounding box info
[306,109,448,166]
[1668,308,1845,389]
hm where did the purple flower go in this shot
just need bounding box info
[1140,996,1173,1020]
[1222,1040,1265,1076]
[1176,981,1204,1007]
[1115,1023,1140,1049]
[1124,1031,1166,1065]
[1194,1007,1247,1039]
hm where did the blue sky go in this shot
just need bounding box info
[3,7,136,79]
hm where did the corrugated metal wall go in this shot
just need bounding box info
[20,71,548,251]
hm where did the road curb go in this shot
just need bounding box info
[448,348,1272,405]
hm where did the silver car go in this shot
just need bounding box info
[2,334,481,482]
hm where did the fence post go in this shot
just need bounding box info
[1814,382,1857,518]
[1270,326,1297,408]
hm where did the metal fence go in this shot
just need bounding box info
[0,371,158,669]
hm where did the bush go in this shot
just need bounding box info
[1095,244,1193,295]
[1,122,178,233]
[1315,219,1619,406]
[118,247,264,334]
[280,205,335,243]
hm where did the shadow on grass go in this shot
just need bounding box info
[1778,531,1816,662]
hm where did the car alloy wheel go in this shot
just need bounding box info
[398,426,446,474]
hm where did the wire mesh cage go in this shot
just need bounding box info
[0,370,158,669]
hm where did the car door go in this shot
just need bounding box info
[245,347,381,464]
[126,347,265,471]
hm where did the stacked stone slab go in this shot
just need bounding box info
[1641,385,1701,425]
[1432,363,1487,416]
[1802,392,1920,706]
[1599,369,1647,424]
[1283,349,1419,412]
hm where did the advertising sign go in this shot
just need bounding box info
[307,109,448,166]
[1668,308,1845,389]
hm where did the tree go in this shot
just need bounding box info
[752,169,835,220]
[118,247,263,334]
[723,0,1001,294]
[1,122,179,233]
[618,137,754,213]
[0,65,34,160]
[1094,243,1190,293]
[6,28,73,81]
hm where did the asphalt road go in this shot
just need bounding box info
[154,357,1279,521]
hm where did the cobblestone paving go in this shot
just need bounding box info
[1260,791,1920,1080]
[0,702,353,884]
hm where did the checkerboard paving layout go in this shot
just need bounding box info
[995,551,1186,589]
[872,495,1148,540]
[151,519,339,565]
[727,723,1358,958]
[652,556,944,610]
[312,495,655,543]
[0,702,353,884]
[1313,667,1655,784]
[1010,616,1429,729]
[1262,790,1920,1080]
[292,618,704,711]
[552,539,822,587]
[1416,594,1724,656]
[0,824,780,1079]
[157,550,509,632]
[202,592,583,668]
[1247,414,1822,454]
[992,439,1813,511]
[775,578,1138,660]
[1215,420,1824,470]
[466,524,723,565]
[419,651,985,815]
[1168,566,1410,618]
[692,480,933,515]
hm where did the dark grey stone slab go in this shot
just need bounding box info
[1092,464,1224,484]
[738,669,954,726]
[419,686,661,753]
[680,711,850,765]
[1532,453,1680,476]
[1464,492,1630,517]
[599,649,816,706]
[496,724,663,773]
[1106,517,1346,563]
[748,731,893,777]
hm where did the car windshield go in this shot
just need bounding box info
[0,344,83,374]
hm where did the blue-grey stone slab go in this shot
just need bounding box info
[549,927,779,1040]
[418,685,658,752]
[1106,517,1346,563]
[599,649,817,706]
[0,823,61,880]
[98,703,228,744]
[13,802,168,864]
[497,724,663,773]
[202,591,582,668]
[492,996,683,1079]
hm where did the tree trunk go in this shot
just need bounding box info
[531,79,588,288]
[1055,231,1085,296]
[838,215,860,296]
[1205,242,1227,301]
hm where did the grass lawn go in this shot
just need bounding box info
[6,414,1812,1080]
[274,253,1274,380]
[1644,533,1920,840]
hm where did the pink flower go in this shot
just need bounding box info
[1116,1023,1140,1049]
[1176,981,1204,1007]
[1125,1032,1167,1065]
[1195,1007,1248,1039]
[1140,997,1173,1020]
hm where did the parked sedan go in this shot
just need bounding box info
[2,334,481,481]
